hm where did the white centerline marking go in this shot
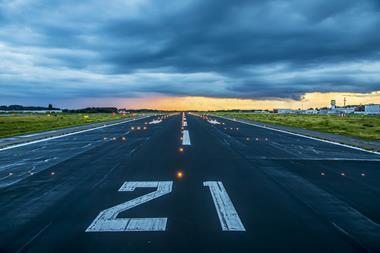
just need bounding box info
[204,181,246,231]
[182,130,191,145]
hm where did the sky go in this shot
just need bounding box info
[0,0,380,110]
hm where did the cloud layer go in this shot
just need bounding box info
[1,0,380,105]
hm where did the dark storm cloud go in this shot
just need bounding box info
[0,0,380,103]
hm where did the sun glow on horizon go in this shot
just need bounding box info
[61,91,380,110]
[119,91,380,111]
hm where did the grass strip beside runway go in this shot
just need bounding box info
[0,113,137,138]
[214,112,380,141]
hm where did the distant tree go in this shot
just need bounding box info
[0,104,60,111]
[65,107,118,113]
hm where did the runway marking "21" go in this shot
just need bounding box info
[86,181,245,232]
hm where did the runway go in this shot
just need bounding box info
[0,113,379,253]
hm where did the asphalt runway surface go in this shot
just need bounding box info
[1,113,380,253]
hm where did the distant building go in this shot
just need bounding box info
[251,110,269,114]
[338,107,355,114]
[118,109,129,114]
[300,109,318,114]
[276,109,295,114]
[365,104,380,114]
[328,107,356,115]
[318,109,329,114]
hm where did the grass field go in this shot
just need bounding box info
[0,113,138,138]
[214,112,380,141]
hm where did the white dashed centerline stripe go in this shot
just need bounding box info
[182,130,191,145]
[204,181,246,231]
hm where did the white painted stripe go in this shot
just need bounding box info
[86,181,172,232]
[0,116,151,152]
[204,181,246,231]
[208,119,221,125]
[182,130,191,145]
[183,121,188,127]
[149,119,162,124]
[81,143,92,149]
[215,115,380,156]
[0,174,13,181]
[15,222,53,253]
[20,133,43,138]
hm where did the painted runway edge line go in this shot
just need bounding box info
[0,116,152,152]
[214,115,380,156]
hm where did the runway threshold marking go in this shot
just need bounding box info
[86,181,173,232]
[86,181,245,232]
[204,181,246,231]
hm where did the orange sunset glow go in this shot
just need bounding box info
[100,91,380,111]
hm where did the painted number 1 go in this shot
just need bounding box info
[204,181,246,231]
[86,181,245,232]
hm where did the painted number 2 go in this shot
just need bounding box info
[86,181,173,232]
[86,181,244,232]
